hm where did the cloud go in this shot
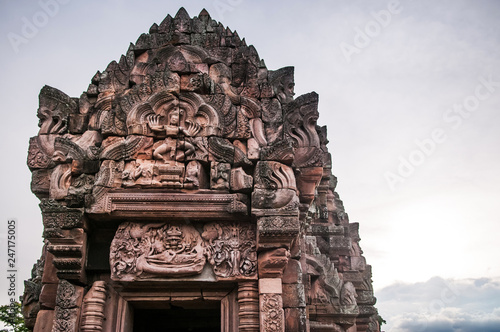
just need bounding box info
[377,277,500,331]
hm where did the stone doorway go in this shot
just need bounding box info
[112,285,239,332]
[132,302,220,332]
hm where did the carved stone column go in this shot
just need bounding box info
[80,281,107,332]
[259,278,284,332]
[238,281,260,332]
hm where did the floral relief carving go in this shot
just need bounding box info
[261,293,284,332]
[52,280,83,332]
[202,222,257,278]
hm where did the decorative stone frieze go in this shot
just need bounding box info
[110,221,257,281]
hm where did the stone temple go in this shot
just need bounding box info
[23,8,379,332]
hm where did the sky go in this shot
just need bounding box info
[0,0,499,330]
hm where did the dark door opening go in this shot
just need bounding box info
[133,303,221,332]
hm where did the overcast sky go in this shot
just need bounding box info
[1,0,499,330]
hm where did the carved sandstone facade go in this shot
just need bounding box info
[23,8,379,332]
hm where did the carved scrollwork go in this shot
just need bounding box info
[202,222,257,279]
[52,280,83,332]
[37,85,78,135]
[261,293,284,332]
[254,161,296,191]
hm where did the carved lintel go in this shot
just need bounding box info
[202,222,257,279]
[110,221,257,281]
[110,222,206,281]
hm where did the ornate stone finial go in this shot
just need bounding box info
[268,66,295,104]
[198,8,210,18]
[175,7,190,20]
[37,85,78,135]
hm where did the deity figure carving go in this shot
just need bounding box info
[210,162,230,190]
[110,221,257,281]
[110,222,206,281]
[149,107,200,163]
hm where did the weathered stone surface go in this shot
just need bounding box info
[282,283,306,308]
[284,307,307,332]
[258,248,290,278]
[39,283,58,309]
[22,257,44,328]
[31,169,51,198]
[41,252,58,285]
[230,167,253,192]
[282,258,303,284]
[33,310,54,332]
[25,7,379,332]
